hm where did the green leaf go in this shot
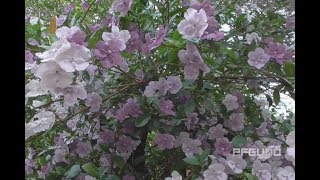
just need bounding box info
[135,115,151,127]
[87,27,105,49]
[220,45,239,61]
[273,84,284,106]
[232,136,247,148]
[183,156,201,166]
[182,98,196,115]
[82,162,100,178]
[105,175,121,180]
[65,165,81,178]
[265,94,273,107]
[246,25,255,32]
[113,155,125,169]
[198,149,210,164]
[284,62,295,77]
[245,173,259,180]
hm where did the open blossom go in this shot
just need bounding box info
[265,42,293,65]
[178,43,210,80]
[222,94,239,111]
[214,138,233,156]
[225,113,244,131]
[25,110,55,140]
[225,154,247,174]
[165,171,182,180]
[116,135,138,154]
[248,47,270,69]
[102,26,131,51]
[110,0,133,16]
[94,40,127,70]
[112,98,143,121]
[191,0,215,16]
[55,26,87,46]
[185,112,199,130]
[98,129,115,144]
[85,92,102,112]
[203,163,228,180]
[154,133,175,150]
[285,131,295,165]
[76,141,92,158]
[55,85,87,107]
[272,166,295,180]
[41,42,90,72]
[177,8,208,40]
[252,160,272,180]
[245,32,262,45]
[25,79,49,97]
[182,138,202,157]
[143,25,168,55]
[159,98,176,116]
[208,124,228,140]
[143,76,182,97]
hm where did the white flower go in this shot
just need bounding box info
[165,171,182,180]
[35,62,74,90]
[245,32,262,45]
[40,42,91,72]
[285,131,295,165]
[25,110,55,140]
[203,163,228,180]
[177,8,208,40]
[25,79,49,97]
[102,26,131,51]
[55,26,81,40]
[272,166,295,180]
[56,85,88,107]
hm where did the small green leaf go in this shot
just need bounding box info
[246,25,255,32]
[113,155,125,169]
[65,165,81,178]
[284,62,295,77]
[135,115,151,127]
[273,84,284,106]
[245,173,259,180]
[82,162,100,178]
[232,136,247,148]
[105,175,121,180]
[198,149,210,164]
[87,27,105,49]
[183,156,201,166]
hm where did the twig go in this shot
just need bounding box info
[79,0,96,24]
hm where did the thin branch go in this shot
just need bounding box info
[79,0,96,24]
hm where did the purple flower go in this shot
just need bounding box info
[25,159,37,175]
[143,76,182,97]
[285,16,295,30]
[166,76,183,94]
[247,48,270,69]
[222,94,239,111]
[82,1,90,11]
[122,175,135,180]
[94,40,127,70]
[191,0,215,16]
[177,8,208,40]
[252,160,272,180]
[225,154,247,174]
[185,112,199,130]
[203,163,228,180]
[38,162,52,179]
[159,98,176,116]
[99,129,115,144]
[85,92,102,112]
[53,148,68,163]
[116,135,137,154]
[111,0,133,17]
[225,113,244,131]
[99,154,113,168]
[64,4,75,14]
[89,24,102,33]
[265,42,293,65]
[208,124,228,140]
[256,122,269,136]
[154,133,176,150]
[56,85,87,107]
[178,43,210,80]
[134,69,145,81]
[144,25,168,52]
[25,50,34,64]
[182,138,202,157]
[123,98,143,117]
[214,137,233,156]
[76,141,92,158]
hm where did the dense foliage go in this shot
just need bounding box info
[25,0,295,179]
